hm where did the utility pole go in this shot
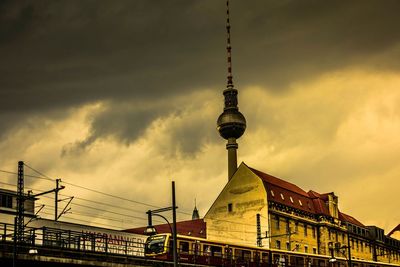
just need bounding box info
[54,178,65,221]
[172,181,178,267]
[13,161,67,267]
[16,161,25,242]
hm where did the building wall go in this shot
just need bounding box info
[268,209,319,255]
[204,163,269,247]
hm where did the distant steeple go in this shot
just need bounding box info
[192,199,200,220]
[217,0,246,180]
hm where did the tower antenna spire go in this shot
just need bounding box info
[226,0,234,88]
[217,0,247,180]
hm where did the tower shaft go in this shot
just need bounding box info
[227,138,238,179]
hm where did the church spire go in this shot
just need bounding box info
[192,199,200,220]
[217,0,247,181]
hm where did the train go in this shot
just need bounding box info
[144,233,400,267]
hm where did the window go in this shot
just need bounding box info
[276,240,281,249]
[271,190,275,197]
[179,241,189,253]
[313,248,317,254]
[312,226,316,238]
[304,246,308,253]
[228,203,233,212]
[299,200,303,206]
[280,193,285,200]
[286,242,290,251]
[304,223,308,237]
[0,194,12,208]
[275,215,280,230]
[286,219,290,234]
[290,196,294,203]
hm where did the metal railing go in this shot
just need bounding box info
[0,222,144,257]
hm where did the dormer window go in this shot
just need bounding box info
[280,193,285,200]
[271,190,275,197]
[299,200,303,206]
[290,196,294,203]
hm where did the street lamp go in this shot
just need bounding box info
[145,181,178,267]
[329,241,352,267]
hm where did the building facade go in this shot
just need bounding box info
[204,163,400,265]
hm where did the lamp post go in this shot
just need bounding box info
[145,181,178,267]
[328,241,352,267]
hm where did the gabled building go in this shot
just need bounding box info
[204,162,400,265]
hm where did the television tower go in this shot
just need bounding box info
[217,0,246,180]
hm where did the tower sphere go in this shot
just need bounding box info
[217,108,246,140]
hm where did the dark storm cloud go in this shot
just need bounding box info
[231,0,400,87]
[2,0,400,110]
[2,0,400,149]
[0,0,225,112]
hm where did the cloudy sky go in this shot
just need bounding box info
[1,0,399,233]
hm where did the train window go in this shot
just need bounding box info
[234,249,251,261]
[224,247,233,259]
[210,245,222,257]
[243,250,251,261]
[203,245,211,256]
[192,241,200,255]
[179,241,189,253]
[291,256,304,266]
[261,252,269,263]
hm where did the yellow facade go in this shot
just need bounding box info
[204,163,400,265]
[204,163,269,247]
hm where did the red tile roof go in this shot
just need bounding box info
[124,219,206,238]
[249,167,309,197]
[249,167,316,214]
[248,165,365,227]
[339,212,365,227]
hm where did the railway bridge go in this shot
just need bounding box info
[0,242,203,267]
